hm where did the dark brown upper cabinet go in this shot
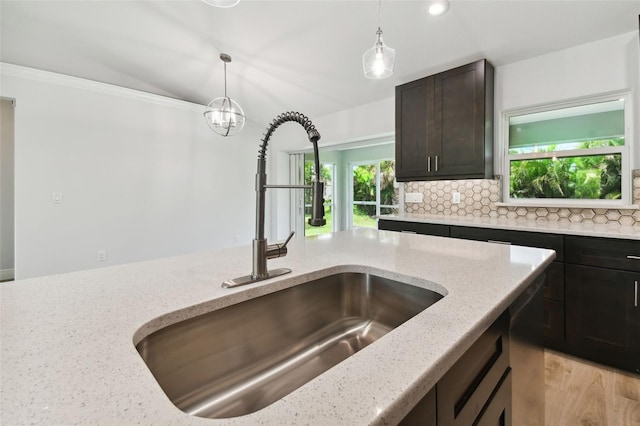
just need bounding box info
[395,59,494,181]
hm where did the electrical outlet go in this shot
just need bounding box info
[234,235,240,243]
[405,192,424,203]
[97,250,107,262]
[452,191,461,204]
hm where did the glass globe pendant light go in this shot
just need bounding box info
[363,0,395,79]
[204,53,246,137]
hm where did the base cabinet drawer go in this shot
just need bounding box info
[378,219,450,237]
[566,235,640,272]
[437,313,510,426]
[475,370,512,426]
[450,226,564,261]
[400,313,511,426]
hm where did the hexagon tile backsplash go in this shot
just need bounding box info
[403,170,640,226]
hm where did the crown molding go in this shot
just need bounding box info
[0,62,205,112]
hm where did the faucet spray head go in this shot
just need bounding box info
[308,133,326,227]
[308,181,326,227]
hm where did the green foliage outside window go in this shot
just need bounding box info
[352,161,397,217]
[509,139,623,200]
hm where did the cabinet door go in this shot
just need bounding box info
[544,299,565,348]
[433,60,493,179]
[395,76,435,180]
[565,264,640,373]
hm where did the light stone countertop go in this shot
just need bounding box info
[0,228,554,425]
[380,213,640,240]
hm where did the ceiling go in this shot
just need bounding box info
[1,1,639,127]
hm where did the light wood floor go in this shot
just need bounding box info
[545,350,640,425]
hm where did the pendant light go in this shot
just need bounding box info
[204,53,246,137]
[427,0,450,16]
[201,0,240,8]
[362,0,395,79]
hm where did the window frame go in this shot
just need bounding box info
[501,92,633,207]
[348,158,399,229]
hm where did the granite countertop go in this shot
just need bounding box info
[380,213,640,240]
[0,229,554,425]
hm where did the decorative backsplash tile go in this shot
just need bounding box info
[403,170,640,226]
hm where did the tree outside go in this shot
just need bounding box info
[352,160,397,228]
[304,163,333,236]
[509,139,623,200]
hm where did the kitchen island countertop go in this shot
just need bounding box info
[0,228,554,425]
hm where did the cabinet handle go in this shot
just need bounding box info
[635,281,638,307]
[427,156,431,172]
[627,255,640,260]
[435,155,439,172]
[401,230,417,234]
[488,240,511,245]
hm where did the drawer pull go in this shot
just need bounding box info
[627,255,640,260]
[488,240,511,245]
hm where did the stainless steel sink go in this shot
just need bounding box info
[135,272,444,419]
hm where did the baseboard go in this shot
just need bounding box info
[0,268,15,281]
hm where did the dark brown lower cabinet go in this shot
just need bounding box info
[399,388,436,426]
[400,313,513,426]
[379,219,640,374]
[378,219,450,237]
[565,264,640,373]
[543,299,564,343]
[475,371,512,426]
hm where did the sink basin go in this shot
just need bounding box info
[135,271,444,419]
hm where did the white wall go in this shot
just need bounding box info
[495,31,640,171]
[1,64,258,279]
[1,99,15,279]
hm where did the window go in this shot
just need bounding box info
[349,159,399,228]
[304,162,334,236]
[503,94,631,205]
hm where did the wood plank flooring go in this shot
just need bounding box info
[545,349,640,425]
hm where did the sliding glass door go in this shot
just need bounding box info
[349,159,398,229]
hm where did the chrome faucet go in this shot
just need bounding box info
[222,112,325,288]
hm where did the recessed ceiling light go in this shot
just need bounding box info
[427,0,450,16]
[202,0,240,8]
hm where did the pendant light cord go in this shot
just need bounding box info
[378,0,382,29]
[223,61,228,98]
